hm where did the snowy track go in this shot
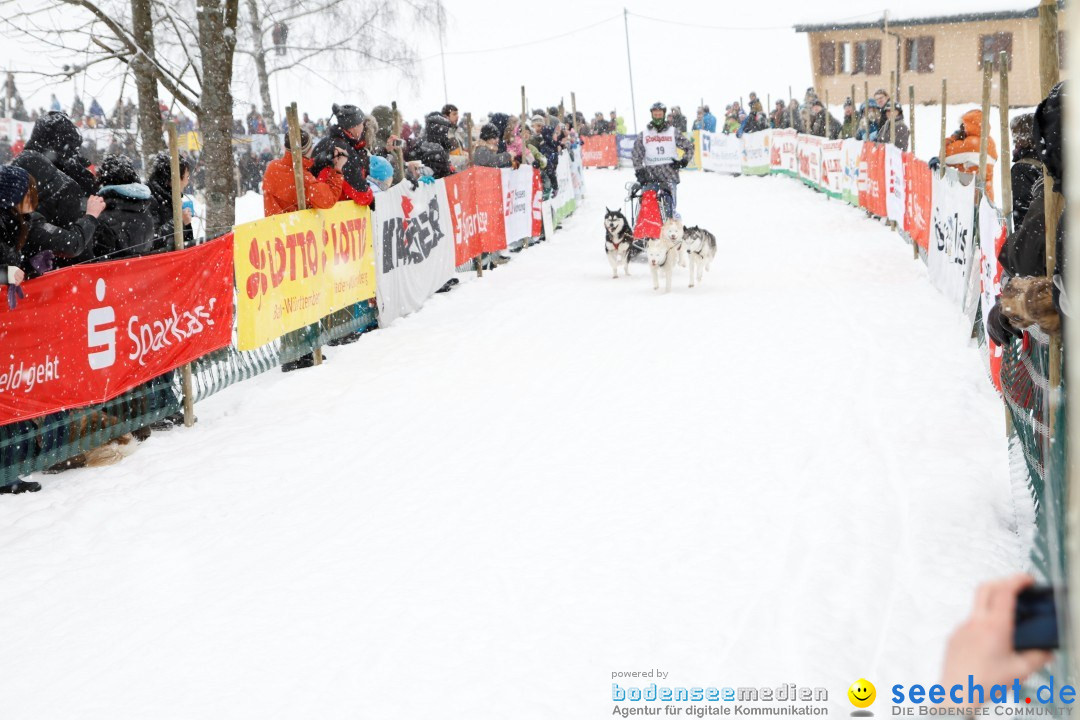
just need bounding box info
[0,169,1031,719]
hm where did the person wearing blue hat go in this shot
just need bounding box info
[367,154,395,193]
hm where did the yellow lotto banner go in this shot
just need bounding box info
[233,201,376,350]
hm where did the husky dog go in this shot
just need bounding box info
[681,225,717,288]
[603,208,634,278]
[646,232,681,293]
[659,217,687,267]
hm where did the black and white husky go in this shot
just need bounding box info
[603,208,634,278]
[681,225,717,288]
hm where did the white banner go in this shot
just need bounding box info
[501,166,535,244]
[820,140,844,198]
[841,139,862,205]
[570,149,586,202]
[885,144,906,225]
[978,197,1006,380]
[742,130,772,176]
[797,135,822,188]
[773,128,798,176]
[700,131,742,175]
[928,168,978,308]
[373,179,456,328]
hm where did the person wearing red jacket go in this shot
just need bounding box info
[311,103,374,208]
[262,128,345,216]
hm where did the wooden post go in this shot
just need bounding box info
[977,64,992,207]
[888,71,897,146]
[391,100,405,186]
[463,112,473,157]
[286,102,321,367]
[1040,0,1062,405]
[998,54,1013,233]
[908,85,916,156]
[521,85,527,125]
[939,79,948,177]
[788,85,794,127]
[167,123,196,428]
[571,92,578,133]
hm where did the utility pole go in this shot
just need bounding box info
[623,8,638,134]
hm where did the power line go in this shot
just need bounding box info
[419,14,620,60]
[626,9,887,32]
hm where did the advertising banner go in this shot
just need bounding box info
[858,142,887,217]
[616,134,637,163]
[373,178,456,328]
[501,165,541,244]
[885,144,906,225]
[234,201,377,350]
[0,237,234,424]
[820,140,844,199]
[841,139,862,205]
[928,168,978,308]
[742,130,772,176]
[903,154,934,251]
[701,131,743,175]
[979,197,1007,391]
[772,128,798,176]
[798,134,822,189]
[443,166,508,265]
[581,135,618,167]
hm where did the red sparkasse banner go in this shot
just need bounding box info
[903,153,934,251]
[531,168,544,237]
[858,142,887,218]
[0,236,234,424]
[444,167,507,264]
[581,135,618,167]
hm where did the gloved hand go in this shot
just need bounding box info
[635,168,647,183]
[986,302,1023,346]
[418,174,435,185]
[928,157,941,171]
[678,156,690,169]
[7,284,25,310]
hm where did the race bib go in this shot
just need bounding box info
[643,128,677,166]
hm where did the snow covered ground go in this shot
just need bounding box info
[0,169,1032,719]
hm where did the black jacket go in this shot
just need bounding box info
[11,149,90,230]
[147,179,195,250]
[424,112,457,153]
[313,124,370,193]
[93,184,158,260]
[1011,151,1043,228]
[22,211,97,272]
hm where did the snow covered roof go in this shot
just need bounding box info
[793,1,1063,32]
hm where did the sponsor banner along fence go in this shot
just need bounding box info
[771,128,798,176]
[742,130,771,176]
[444,166,508,266]
[928,168,978,309]
[234,201,377,351]
[798,135,823,189]
[0,237,234,424]
[699,131,743,175]
[820,140,844,199]
[616,134,637,164]
[885,144,906,226]
[979,198,1007,390]
[841,139,861,205]
[501,166,542,245]
[373,177,456,328]
[904,155,934,250]
[581,135,618,167]
[858,142,888,218]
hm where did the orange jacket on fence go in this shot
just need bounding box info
[261,152,344,217]
[944,109,999,203]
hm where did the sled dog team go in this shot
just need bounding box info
[603,209,716,293]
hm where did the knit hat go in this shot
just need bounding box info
[530,114,546,126]
[0,165,29,210]
[96,153,140,188]
[479,123,499,141]
[368,155,394,183]
[332,103,365,129]
[284,127,313,156]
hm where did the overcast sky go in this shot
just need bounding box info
[3,0,1043,129]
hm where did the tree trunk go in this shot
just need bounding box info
[130,0,165,172]
[245,0,280,152]
[196,0,239,236]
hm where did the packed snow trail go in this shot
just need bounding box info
[0,169,1030,719]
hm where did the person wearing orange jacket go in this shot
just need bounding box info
[944,109,998,203]
[261,128,345,217]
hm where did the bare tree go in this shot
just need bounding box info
[236,0,445,136]
[130,0,165,170]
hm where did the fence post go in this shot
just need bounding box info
[286,102,321,366]
[825,89,831,139]
[571,92,578,134]
[977,64,992,208]
[939,79,947,178]
[908,85,915,156]
[889,71,897,147]
[391,100,405,184]
[788,85,793,127]
[1040,0,1062,414]
[997,53,1013,234]
[521,85,527,125]
[464,111,473,157]
[167,123,196,427]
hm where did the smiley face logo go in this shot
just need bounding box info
[848,679,876,708]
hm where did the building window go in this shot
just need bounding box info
[905,36,935,73]
[819,41,837,76]
[839,42,851,74]
[853,39,882,75]
[979,32,1013,70]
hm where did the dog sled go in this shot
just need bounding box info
[625,181,675,261]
